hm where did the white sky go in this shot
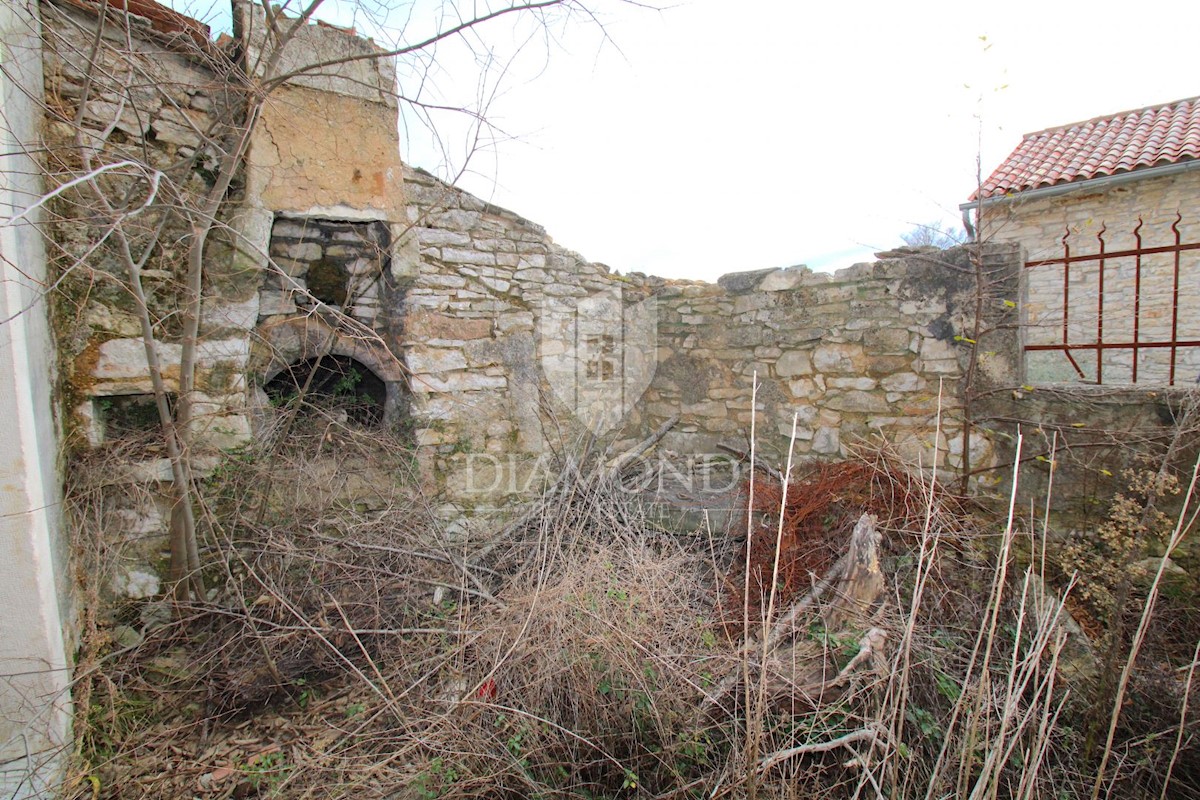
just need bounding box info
[179,0,1200,282]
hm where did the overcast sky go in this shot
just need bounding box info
[181,0,1200,282]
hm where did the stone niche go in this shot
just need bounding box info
[262,216,390,322]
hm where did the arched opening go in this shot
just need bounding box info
[263,354,387,426]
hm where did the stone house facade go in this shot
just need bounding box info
[967,97,1200,386]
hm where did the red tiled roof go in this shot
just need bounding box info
[973,96,1200,200]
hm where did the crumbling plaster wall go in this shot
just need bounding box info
[235,2,416,429]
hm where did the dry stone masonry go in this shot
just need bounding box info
[399,160,1020,509]
[42,0,1182,614]
[8,0,1195,794]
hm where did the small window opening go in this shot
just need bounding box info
[95,393,173,443]
[263,355,386,426]
[306,258,349,307]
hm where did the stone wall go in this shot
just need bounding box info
[44,0,1193,688]
[400,166,649,508]
[980,169,1200,386]
[400,163,1022,510]
[29,2,1196,794]
[633,245,1019,475]
[40,0,413,586]
[39,0,247,450]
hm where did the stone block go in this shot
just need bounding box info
[497,311,534,333]
[442,248,496,265]
[922,358,961,375]
[423,274,467,289]
[479,276,511,293]
[259,291,298,316]
[273,257,309,277]
[113,568,161,600]
[812,426,840,454]
[646,402,679,418]
[946,430,994,471]
[516,253,547,268]
[419,229,471,247]
[410,372,506,393]
[776,350,812,377]
[733,294,773,315]
[408,312,492,341]
[150,116,203,148]
[682,400,726,417]
[407,347,468,374]
[196,338,251,368]
[513,267,549,283]
[881,372,921,392]
[91,338,183,394]
[718,268,776,292]
[812,342,864,373]
[86,304,142,337]
[285,241,322,261]
[346,257,376,276]
[271,219,316,240]
[788,379,819,400]
[824,390,889,413]
[194,413,253,451]
[758,266,810,291]
[827,376,877,391]
[920,337,959,362]
[863,327,912,352]
[866,355,913,376]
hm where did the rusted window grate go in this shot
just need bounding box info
[1023,215,1200,386]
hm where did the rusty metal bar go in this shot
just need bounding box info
[1096,224,1106,384]
[1170,214,1182,385]
[1026,340,1200,351]
[1056,228,1086,379]
[1025,217,1195,385]
[1133,218,1143,383]
[1024,239,1200,268]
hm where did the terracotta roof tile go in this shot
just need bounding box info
[973,96,1200,200]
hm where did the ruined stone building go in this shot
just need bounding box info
[2,0,1193,794]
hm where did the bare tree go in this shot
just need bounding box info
[26,0,613,602]
[900,221,965,249]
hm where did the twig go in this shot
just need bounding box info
[716,443,784,483]
[758,727,885,772]
[603,414,679,479]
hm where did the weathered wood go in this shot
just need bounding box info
[701,513,888,710]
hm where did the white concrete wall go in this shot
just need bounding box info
[0,0,74,795]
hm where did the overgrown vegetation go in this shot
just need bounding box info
[64,394,1200,799]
